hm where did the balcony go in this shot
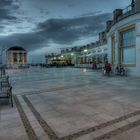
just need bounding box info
[107,3,136,32]
[117,5,135,22]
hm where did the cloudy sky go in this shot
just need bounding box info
[0,0,131,63]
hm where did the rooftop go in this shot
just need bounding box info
[7,46,26,51]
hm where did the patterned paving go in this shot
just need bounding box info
[14,95,38,140]
[14,94,140,140]
[15,82,94,96]
[2,67,140,140]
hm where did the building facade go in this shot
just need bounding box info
[7,46,28,68]
[45,31,108,68]
[107,0,140,76]
[45,0,140,76]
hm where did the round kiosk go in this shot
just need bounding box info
[6,46,28,68]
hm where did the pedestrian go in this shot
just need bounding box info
[105,61,111,75]
[92,61,97,70]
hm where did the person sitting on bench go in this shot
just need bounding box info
[105,61,112,75]
[115,65,125,75]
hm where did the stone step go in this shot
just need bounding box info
[16,95,50,140]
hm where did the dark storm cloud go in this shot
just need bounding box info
[0,32,47,52]
[0,0,19,21]
[0,13,111,52]
[78,11,102,18]
[0,9,17,20]
[37,13,111,44]
[0,0,13,7]
[0,25,4,29]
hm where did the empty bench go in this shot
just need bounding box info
[0,75,13,107]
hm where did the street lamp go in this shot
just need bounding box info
[83,49,88,63]
[83,49,88,53]
[71,53,74,56]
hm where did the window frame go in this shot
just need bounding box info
[118,25,136,67]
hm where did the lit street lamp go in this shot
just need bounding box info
[71,53,74,56]
[83,49,88,63]
[83,49,88,53]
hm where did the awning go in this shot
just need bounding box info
[87,53,108,58]
[78,55,87,58]
[86,54,96,58]
[78,53,108,58]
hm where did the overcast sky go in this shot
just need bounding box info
[0,0,131,63]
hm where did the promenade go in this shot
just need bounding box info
[1,67,140,140]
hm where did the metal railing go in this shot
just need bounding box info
[123,4,134,14]
[107,3,136,32]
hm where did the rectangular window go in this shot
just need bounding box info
[24,53,26,63]
[19,53,22,62]
[120,28,136,65]
[13,52,17,63]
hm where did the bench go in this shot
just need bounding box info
[0,75,13,107]
[115,65,127,76]
[0,86,13,107]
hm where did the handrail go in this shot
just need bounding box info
[123,4,133,14]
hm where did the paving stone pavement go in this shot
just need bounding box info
[1,67,140,140]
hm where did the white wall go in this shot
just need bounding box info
[107,12,140,77]
[107,37,112,64]
[135,23,140,76]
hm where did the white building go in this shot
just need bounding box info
[107,0,140,76]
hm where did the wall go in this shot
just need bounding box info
[107,12,140,76]
[136,0,140,12]
[135,23,140,76]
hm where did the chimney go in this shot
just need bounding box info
[106,20,113,32]
[113,9,123,22]
[131,0,135,9]
[135,0,140,12]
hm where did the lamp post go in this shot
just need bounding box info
[83,49,88,63]
[71,53,74,65]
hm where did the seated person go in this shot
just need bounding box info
[115,64,125,75]
[115,65,120,74]
[105,61,111,74]
[92,61,97,70]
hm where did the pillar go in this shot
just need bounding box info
[17,51,20,64]
[22,52,24,64]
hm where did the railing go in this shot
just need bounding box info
[107,3,136,32]
[123,4,134,14]
[117,8,135,22]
